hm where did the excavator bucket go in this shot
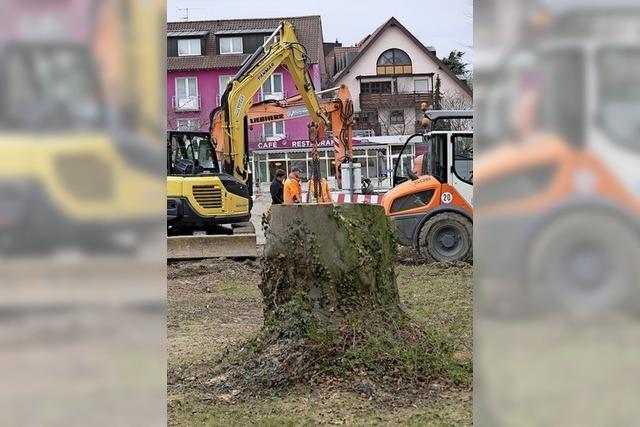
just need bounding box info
[167,223,257,259]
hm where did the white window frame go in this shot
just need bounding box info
[261,73,284,101]
[263,121,285,141]
[218,75,234,105]
[177,38,201,56]
[176,118,200,131]
[175,77,199,111]
[219,37,243,54]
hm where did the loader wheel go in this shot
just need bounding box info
[418,212,472,263]
[526,211,640,316]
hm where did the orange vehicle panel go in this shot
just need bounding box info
[382,177,472,218]
[475,133,640,217]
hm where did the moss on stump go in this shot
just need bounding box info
[261,203,401,331]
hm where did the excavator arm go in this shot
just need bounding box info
[212,85,353,171]
[214,20,352,185]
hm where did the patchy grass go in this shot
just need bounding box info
[399,264,473,354]
[168,259,472,426]
[169,390,471,427]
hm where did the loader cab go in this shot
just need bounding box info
[391,110,474,205]
[424,131,474,205]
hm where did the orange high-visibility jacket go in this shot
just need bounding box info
[283,177,302,204]
[306,179,332,203]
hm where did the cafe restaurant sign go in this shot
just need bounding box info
[252,138,335,150]
[251,137,380,151]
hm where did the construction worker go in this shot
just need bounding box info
[307,176,332,203]
[270,169,286,205]
[283,167,302,204]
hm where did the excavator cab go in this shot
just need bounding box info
[167,131,220,175]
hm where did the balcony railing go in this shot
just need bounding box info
[172,96,201,112]
[360,91,433,110]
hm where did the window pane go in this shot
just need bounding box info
[391,146,405,155]
[190,39,201,55]
[264,124,274,138]
[220,76,232,93]
[415,79,428,92]
[275,121,284,134]
[321,158,331,178]
[289,156,307,177]
[220,38,232,53]
[390,110,404,124]
[597,48,640,151]
[177,79,186,97]
[453,135,473,183]
[394,49,411,65]
[178,39,189,55]
[269,160,286,180]
[273,75,282,93]
[262,78,272,94]
[377,50,394,65]
[259,160,268,183]
[232,37,242,52]
[188,78,197,96]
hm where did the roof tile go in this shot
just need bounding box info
[167,16,322,71]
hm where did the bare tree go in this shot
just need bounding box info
[376,107,420,136]
[439,89,473,130]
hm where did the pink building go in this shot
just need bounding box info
[167,16,325,156]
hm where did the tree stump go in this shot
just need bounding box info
[261,203,401,332]
[203,203,468,399]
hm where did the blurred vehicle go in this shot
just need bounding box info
[0,0,164,255]
[0,41,163,254]
[475,6,640,315]
[382,111,473,262]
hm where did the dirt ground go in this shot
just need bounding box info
[168,257,472,426]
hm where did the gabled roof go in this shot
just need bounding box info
[167,15,323,72]
[332,17,472,96]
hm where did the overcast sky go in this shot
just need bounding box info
[166,0,473,66]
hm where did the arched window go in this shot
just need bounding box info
[376,49,412,74]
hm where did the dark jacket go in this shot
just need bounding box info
[270,178,284,204]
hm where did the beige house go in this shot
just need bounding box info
[327,17,472,136]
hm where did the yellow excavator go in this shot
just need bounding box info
[167,20,354,252]
[0,0,164,255]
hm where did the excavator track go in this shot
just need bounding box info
[167,222,257,260]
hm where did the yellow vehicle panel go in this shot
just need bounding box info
[167,175,249,217]
[0,134,163,221]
